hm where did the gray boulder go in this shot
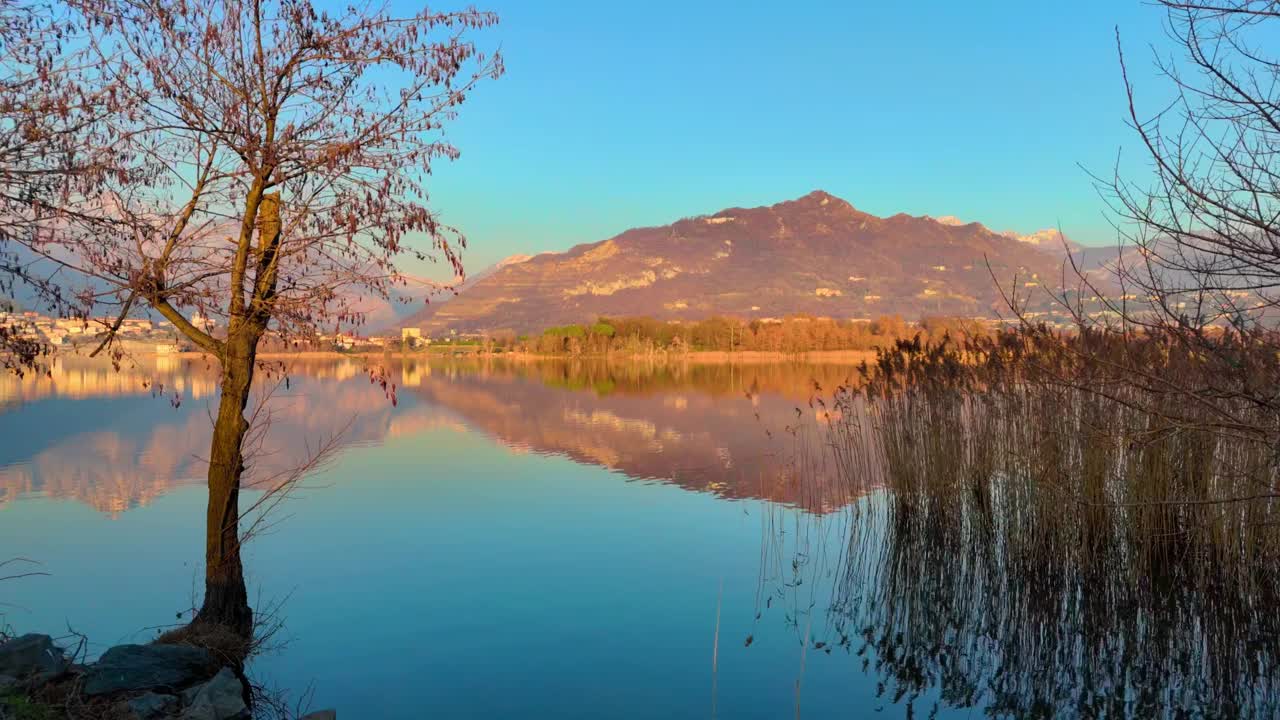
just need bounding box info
[0,634,67,678]
[128,691,180,719]
[82,644,217,696]
[301,711,337,720]
[179,668,247,720]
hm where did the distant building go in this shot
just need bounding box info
[401,327,426,349]
[318,332,355,350]
[191,312,215,333]
[53,318,86,334]
[120,318,153,335]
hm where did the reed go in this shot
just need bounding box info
[754,327,1280,716]
[829,327,1280,584]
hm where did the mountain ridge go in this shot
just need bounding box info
[404,190,1088,335]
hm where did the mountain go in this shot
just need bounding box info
[365,253,568,331]
[402,190,1084,335]
[1001,228,1084,256]
[469,253,542,281]
[931,215,1082,254]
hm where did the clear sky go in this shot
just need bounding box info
[398,0,1173,278]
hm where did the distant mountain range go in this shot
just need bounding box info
[0,190,1133,336]
[403,190,1114,335]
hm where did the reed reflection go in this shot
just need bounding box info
[756,490,1280,718]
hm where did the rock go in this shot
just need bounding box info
[0,673,16,693]
[0,634,67,678]
[179,668,247,720]
[301,712,336,720]
[128,691,180,719]
[82,644,217,696]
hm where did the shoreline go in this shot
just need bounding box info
[170,349,880,364]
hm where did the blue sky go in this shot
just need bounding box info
[400,0,1171,277]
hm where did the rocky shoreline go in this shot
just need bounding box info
[0,633,333,720]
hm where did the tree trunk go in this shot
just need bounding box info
[195,335,258,637]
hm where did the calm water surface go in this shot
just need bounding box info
[0,356,1273,718]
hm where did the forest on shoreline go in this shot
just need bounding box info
[409,314,991,356]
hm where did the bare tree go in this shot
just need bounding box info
[1037,1,1280,447]
[1,0,500,636]
[0,0,119,370]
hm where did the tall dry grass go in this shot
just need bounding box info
[756,327,1280,717]
[832,328,1280,584]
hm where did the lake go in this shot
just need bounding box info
[1,355,1276,718]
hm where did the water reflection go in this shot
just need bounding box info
[0,356,861,514]
[0,358,424,513]
[758,475,1280,718]
[5,354,1278,717]
[0,354,220,409]
[401,358,856,509]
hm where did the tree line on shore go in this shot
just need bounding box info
[483,315,991,355]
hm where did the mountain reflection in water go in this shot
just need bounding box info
[0,356,860,514]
